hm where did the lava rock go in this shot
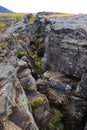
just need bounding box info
[42,15,87,78]
[26,91,49,129]
[0,120,23,130]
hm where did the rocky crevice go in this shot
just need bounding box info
[0,13,87,130]
[42,14,87,130]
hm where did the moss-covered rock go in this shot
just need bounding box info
[0,43,6,49]
[17,39,23,44]
[0,22,7,32]
[29,15,35,23]
[29,37,44,75]
[27,91,49,129]
[48,108,63,130]
[30,96,46,108]
[18,51,27,58]
[31,52,42,73]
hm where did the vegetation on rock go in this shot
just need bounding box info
[0,43,6,49]
[30,97,47,108]
[0,12,81,130]
[31,52,42,73]
[18,51,27,58]
[17,39,23,44]
[29,15,35,23]
[0,22,7,32]
[29,37,44,74]
[48,108,63,130]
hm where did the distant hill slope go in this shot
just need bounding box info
[0,6,13,13]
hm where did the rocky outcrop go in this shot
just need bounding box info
[27,91,49,129]
[38,71,86,130]
[1,12,87,130]
[0,63,39,130]
[42,14,87,130]
[42,15,87,78]
[0,13,50,130]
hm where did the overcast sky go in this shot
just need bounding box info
[0,0,87,14]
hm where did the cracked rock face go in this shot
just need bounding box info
[1,12,87,130]
[15,13,87,130]
[0,13,51,130]
[41,15,87,130]
[37,71,87,130]
[26,91,49,129]
[0,64,39,130]
[42,15,87,78]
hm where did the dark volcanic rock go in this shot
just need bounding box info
[0,63,39,130]
[1,12,87,130]
[34,14,87,130]
[42,15,87,78]
[76,73,87,99]
[38,71,87,130]
[26,91,49,129]
[17,67,37,91]
[0,120,22,130]
[84,122,87,130]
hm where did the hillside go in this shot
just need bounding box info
[0,6,13,13]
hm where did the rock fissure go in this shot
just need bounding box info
[0,13,87,130]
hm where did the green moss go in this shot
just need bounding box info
[30,97,46,108]
[48,108,63,130]
[3,36,15,43]
[9,36,15,43]
[30,52,42,73]
[29,16,35,23]
[27,86,37,91]
[2,36,9,41]
[17,39,23,44]
[18,51,27,58]
[31,52,41,66]
[0,22,7,32]
[0,43,6,49]
[26,36,44,75]
[15,15,23,21]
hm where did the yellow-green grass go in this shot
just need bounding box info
[0,43,6,49]
[44,13,74,18]
[0,13,26,21]
[18,51,27,58]
[48,108,64,130]
[0,22,7,32]
[30,97,46,108]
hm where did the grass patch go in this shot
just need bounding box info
[0,13,25,21]
[48,108,63,130]
[44,13,74,18]
[30,97,46,108]
[30,37,44,74]
[31,52,42,73]
[17,39,23,44]
[0,43,6,49]
[18,51,27,58]
[29,15,35,23]
[0,22,7,32]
